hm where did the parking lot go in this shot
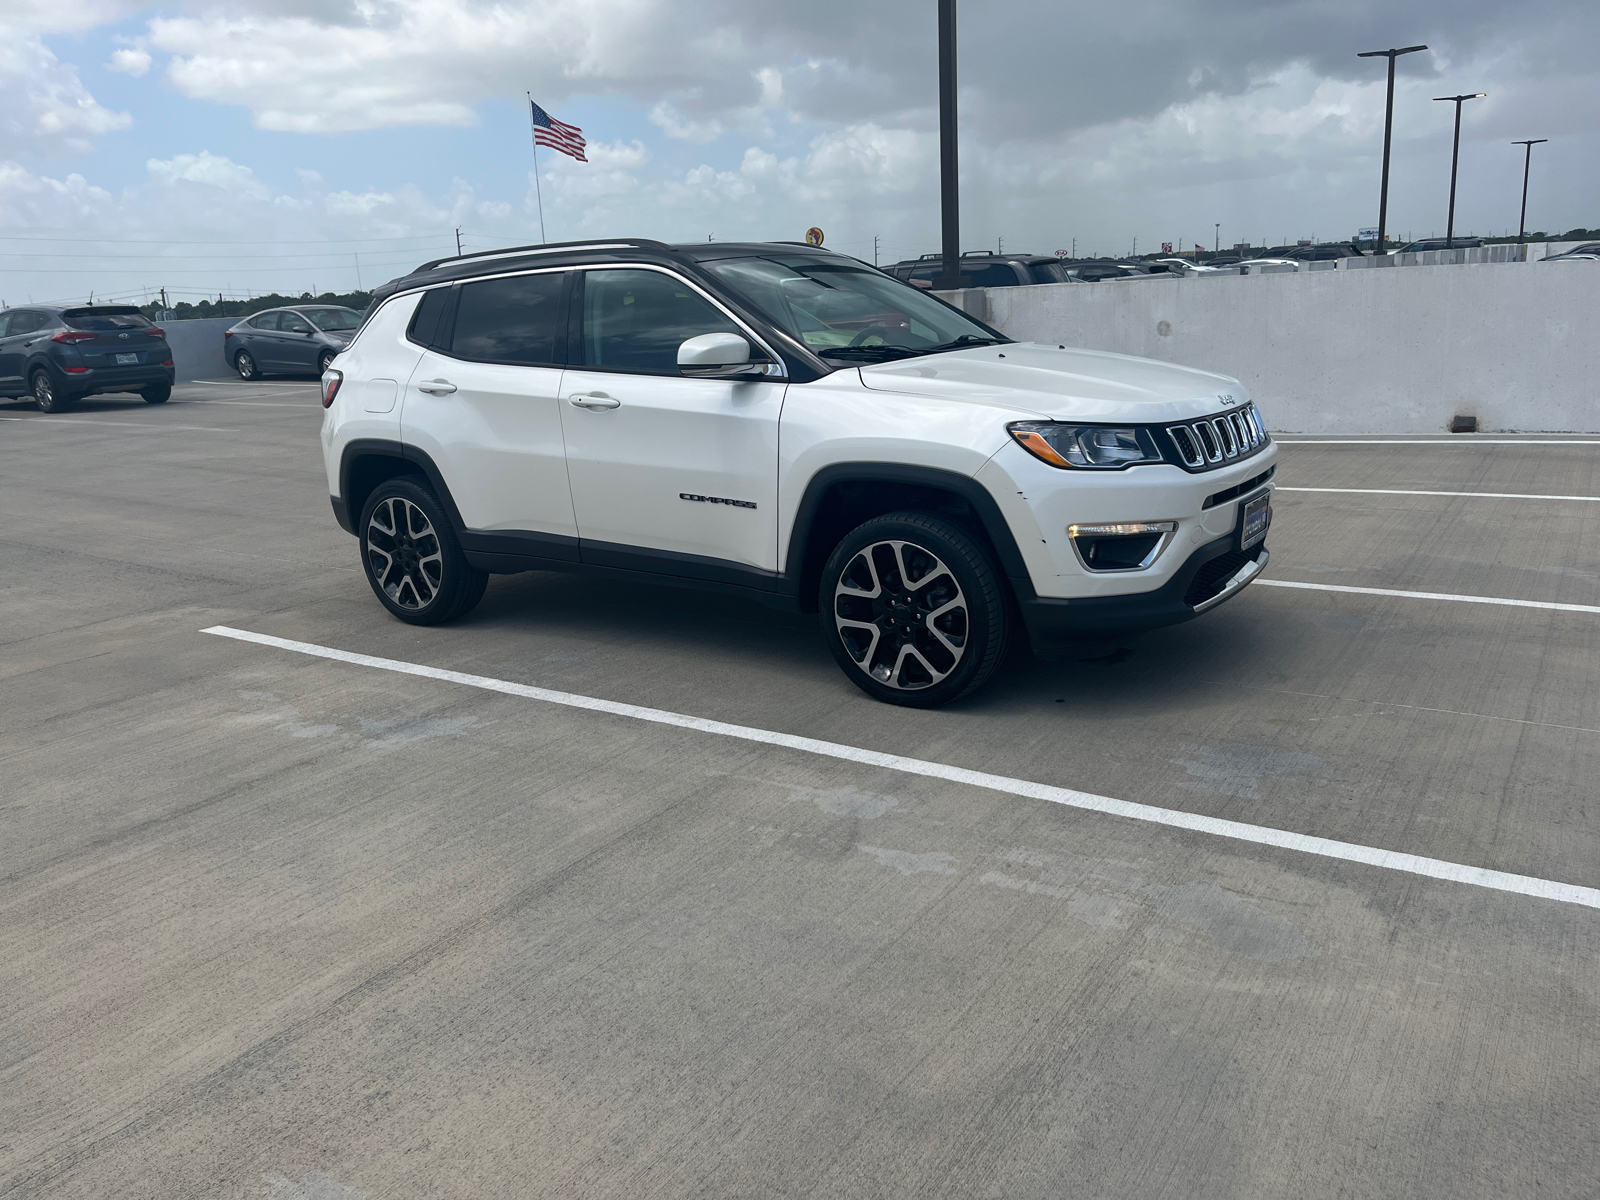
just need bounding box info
[4,381,1598,1198]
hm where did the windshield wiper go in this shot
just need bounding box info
[816,345,924,362]
[921,334,1007,354]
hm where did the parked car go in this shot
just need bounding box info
[0,305,173,412]
[322,239,1275,707]
[1270,242,1363,261]
[224,305,363,379]
[1395,237,1484,253]
[885,252,1076,289]
[1234,259,1302,270]
[1541,242,1600,261]
[1059,259,1154,281]
[1153,258,1217,273]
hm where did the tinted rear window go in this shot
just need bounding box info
[407,288,451,349]
[451,272,566,364]
[62,308,150,331]
[8,312,47,335]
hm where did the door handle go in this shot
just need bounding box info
[568,393,621,410]
[416,379,457,395]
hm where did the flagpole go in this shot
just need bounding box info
[527,92,547,244]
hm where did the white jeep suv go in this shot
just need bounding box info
[321,239,1274,707]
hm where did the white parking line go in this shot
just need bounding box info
[185,380,318,388]
[1274,439,1600,445]
[0,416,234,432]
[1257,579,1600,615]
[201,625,1600,911]
[1278,486,1600,502]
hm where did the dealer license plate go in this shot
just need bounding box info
[1240,491,1271,549]
[115,352,140,365]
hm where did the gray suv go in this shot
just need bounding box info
[224,305,363,380]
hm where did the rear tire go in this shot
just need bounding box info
[32,369,70,413]
[819,511,1010,707]
[142,384,171,405]
[358,477,488,625]
[317,350,336,376]
[234,350,260,381]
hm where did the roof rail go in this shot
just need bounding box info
[414,237,673,273]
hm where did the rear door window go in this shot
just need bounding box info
[8,312,46,335]
[579,269,742,374]
[965,263,1024,288]
[450,272,567,365]
[250,312,280,331]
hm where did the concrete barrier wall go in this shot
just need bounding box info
[162,317,235,382]
[952,262,1598,434]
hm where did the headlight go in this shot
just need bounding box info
[1008,422,1165,469]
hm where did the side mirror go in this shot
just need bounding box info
[678,332,771,378]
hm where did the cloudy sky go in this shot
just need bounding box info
[3,0,1596,306]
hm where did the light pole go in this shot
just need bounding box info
[1214,223,1219,253]
[1358,45,1428,254]
[1512,139,1547,247]
[934,0,965,291]
[1434,92,1486,248]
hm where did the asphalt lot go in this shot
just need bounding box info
[3,381,1598,1199]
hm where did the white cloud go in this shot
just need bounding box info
[0,34,131,158]
[108,48,153,77]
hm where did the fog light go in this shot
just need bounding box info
[1067,521,1177,538]
[1067,521,1177,571]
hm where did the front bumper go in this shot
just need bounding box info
[1017,535,1268,651]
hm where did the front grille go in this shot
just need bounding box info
[1184,546,1262,607]
[1165,403,1268,472]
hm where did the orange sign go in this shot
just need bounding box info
[805,227,824,246]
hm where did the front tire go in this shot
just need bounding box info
[32,370,70,413]
[234,350,260,380]
[358,478,488,625]
[819,512,1010,707]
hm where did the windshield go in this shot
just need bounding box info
[702,255,1006,363]
[300,307,362,331]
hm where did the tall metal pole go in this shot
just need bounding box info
[1512,139,1547,247]
[1358,46,1428,254]
[1434,93,1486,249]
[935,0,964,291]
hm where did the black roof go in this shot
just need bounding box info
[375,238,852,303]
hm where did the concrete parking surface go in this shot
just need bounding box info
[3,382,1598,1198]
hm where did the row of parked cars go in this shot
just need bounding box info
[882,236,1598,293]
[0,302,367,410]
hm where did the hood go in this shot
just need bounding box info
[857,342,1247,423]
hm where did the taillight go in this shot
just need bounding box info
[161,359,174,366]
[145,327,165,338]
[322,370,343,408]
[65,366,90,374]
[224,330,234,339]
[53,331,97,344]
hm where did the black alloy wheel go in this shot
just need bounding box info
[142,384,171,405]
[820,511,1010,707]
[358,477,488,625]
[31,370,70,413]
[235,350,260,380]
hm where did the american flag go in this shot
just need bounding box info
[530,100,587,162]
